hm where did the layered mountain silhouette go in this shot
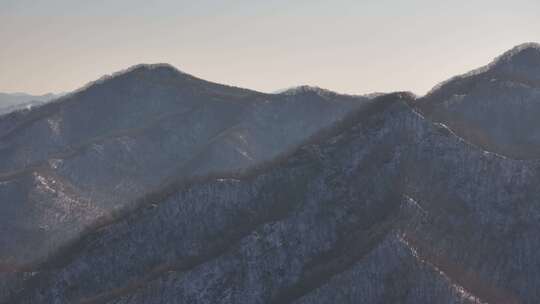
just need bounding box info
[0,64,365,269]
[2,43,540,303]
[0,93,60,115]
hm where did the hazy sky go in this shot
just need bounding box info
[1,0,539,95]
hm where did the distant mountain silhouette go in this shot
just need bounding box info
[0,92,60,114]
[3,44,540,304]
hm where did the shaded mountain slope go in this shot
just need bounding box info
[5,92,540,304]
[0,64,366,268]
[3,43,540,304]
[414,43,540,159]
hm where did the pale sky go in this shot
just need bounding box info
[1,0,539,95]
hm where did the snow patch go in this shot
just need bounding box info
[398,234,487,304]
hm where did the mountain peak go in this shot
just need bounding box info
[488,42,540,85]
[104,63,189,81]
[468,42,540,76]
[124,63,186,75]
[276,85,336,96]
[493,42,540,67]
[67,63,192,97]
[425,42,540,97]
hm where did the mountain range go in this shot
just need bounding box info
[1,43,540,304]
[0,93,61,115]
